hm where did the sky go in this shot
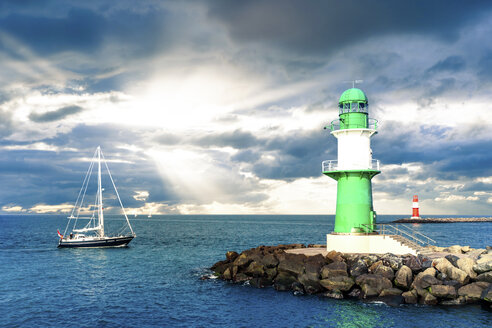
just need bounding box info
[0,0,491,216]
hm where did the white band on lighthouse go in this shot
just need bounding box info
[412,202,419,208]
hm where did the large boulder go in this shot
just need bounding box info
[444,254,460,268]
[402,289,418,304]
[394,265,413,290]
[456,257,477,279]
[232,253,253,268]
[298,270,323,294]
[403,255,422,272]
[381,253,403,271]
[274,271,297,291]
[477,254,492,263]
[429,284,457,299]
[226,251,239,261]
[325,250,344,263]
[277,253,306,277]
[361,255,380,267]
[211,260,233,275]
[320,276,355,292]
[458,281,491,303]
[433,258,469,284]
[481,284,492,302]
[320,261,348,279]
[349,259,368,277]
[443,245,463,254]
[223,267,233,280]
[234,273,250,282]
[260,253,279,268]
[411,268,441,289]
[304,254,325,276]
[265,267,277,281]
[476,272,492,283]
[422,292,438,305]
[368,260,382,273]
[244,261,265,277]
[473,260,492,274]
[250,277,273,288]
[466,248,487,260]
[355,274,393,298]
[379,288,403,296]
[374,264,395,281]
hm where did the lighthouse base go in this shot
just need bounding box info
[326,233,417,255]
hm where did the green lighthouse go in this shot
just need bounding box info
[323,87,380,234]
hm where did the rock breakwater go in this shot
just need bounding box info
[393,217,492,223]
[209,244,492,309]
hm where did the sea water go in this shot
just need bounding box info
[0,215,491,327]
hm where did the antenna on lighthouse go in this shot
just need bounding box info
[343,80,364,88]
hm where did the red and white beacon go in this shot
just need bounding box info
[411,195,420,219]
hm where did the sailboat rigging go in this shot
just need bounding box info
[58,146,136,248]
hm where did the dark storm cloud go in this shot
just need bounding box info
[373,121,492,180]
[155,128,334,180]
[478,53,492,81]
[207,0,489,55]
[0,8,105,55]
[250,129,335,180]
[231,149,260,163]
[462,182,492,192]
[46,123,147,151]
[426,56,466,74]
[29,105,84,123]
[0,4,174,59]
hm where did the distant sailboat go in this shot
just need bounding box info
[148,209,152,218]
[57,146,136,248]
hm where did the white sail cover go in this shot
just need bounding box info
[73,226,102,233]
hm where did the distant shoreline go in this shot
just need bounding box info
[393,217,492,223]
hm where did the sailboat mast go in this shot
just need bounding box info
[97,146,105,237]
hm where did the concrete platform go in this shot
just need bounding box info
[286,248,328,256]
[326,233,417,255]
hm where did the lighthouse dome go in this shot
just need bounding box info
[338,88,369,114]
[339,88,368,104]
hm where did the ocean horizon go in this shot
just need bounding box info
[1,214,491,327]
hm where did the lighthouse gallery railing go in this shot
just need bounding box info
[326,118,378,131]
[322,159,380,172]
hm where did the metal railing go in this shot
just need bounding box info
[361,223,436,247]
[322,159,380,172]
[326,118,378,131]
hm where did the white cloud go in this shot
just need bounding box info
[2,205,27,212]
[133,191,149,201]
